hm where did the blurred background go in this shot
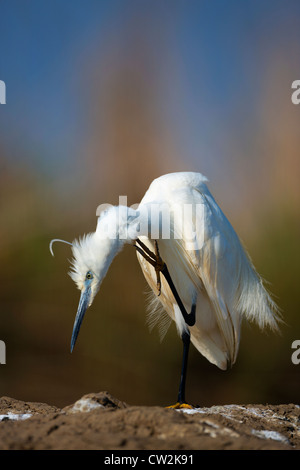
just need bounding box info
[0,0,299,408]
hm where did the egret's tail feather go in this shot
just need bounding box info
[236,269,282,332]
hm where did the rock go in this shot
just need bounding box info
[0,396,60,416]
[0,393,299,450]
[62,391,128,414]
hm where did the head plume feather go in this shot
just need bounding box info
[49,239,73,257]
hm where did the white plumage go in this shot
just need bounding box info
[51,171,280,404]
[135,172,280,370]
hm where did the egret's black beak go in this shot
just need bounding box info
[71,286,91,353]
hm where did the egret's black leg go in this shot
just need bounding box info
[134,238,196,408]
[134,238,196,325]
[177,330,190,404]
[161,264,196,326]
[134,239,164,295]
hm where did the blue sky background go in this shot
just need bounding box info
[1,0,299,180]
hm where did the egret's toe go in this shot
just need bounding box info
[166,402,194,410]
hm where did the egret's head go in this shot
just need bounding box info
[69,234,106,303]
[68,230,122,352]
[50,206,138,353]
[68,206,139,352]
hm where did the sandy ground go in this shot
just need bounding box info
[0,391,299,450]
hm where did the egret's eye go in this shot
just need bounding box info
[86,271,93,280]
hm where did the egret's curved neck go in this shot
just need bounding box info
[87,206,138,283]
[96,205,140,244]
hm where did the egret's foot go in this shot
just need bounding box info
[134,239,165,296]
[166,402,194,410]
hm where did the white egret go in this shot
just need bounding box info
[50,172,280,408]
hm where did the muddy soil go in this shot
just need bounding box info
[0,391,299,450]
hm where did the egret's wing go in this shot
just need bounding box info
[172,182,280,366]
[137,172,280,369]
